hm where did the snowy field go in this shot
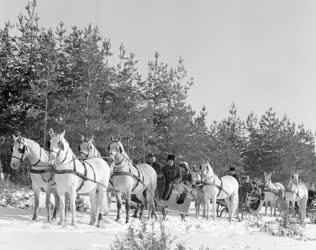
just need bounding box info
[1,195,316,250]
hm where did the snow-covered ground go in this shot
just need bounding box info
[1,193,316,250]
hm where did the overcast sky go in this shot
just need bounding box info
[1,0,316,131]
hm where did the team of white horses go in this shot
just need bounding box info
[9,129,309,226]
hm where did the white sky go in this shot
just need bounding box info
[1,0,316,131]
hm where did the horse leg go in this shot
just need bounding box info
[205,197,209,220]
[195,200,200,218]
[132,206,139,218]
[106,191,112,213]
[139,204,145,219]
[96,187,107,228]
[69,187,77,226]
[52,188,59,221]
[264,201,268,216]
[225,197,232,221]
[125,191,131,224]
[58,192,65,225]
[230,191,239,222]
[89,191,97,225]
[300,198,307,223]
[45,188,51,223]
[147,187,157,220]
[212,197,217,221]
[115,193,122,221]
[273,199,277,216]
[32,189,40,221]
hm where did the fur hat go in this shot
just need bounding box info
[147,152,154,158]
[167,154,175,161]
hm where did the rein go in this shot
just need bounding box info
[201,174,230,196]
[109,151,146,191]
[12,140,54,183]
[53,149,116,193]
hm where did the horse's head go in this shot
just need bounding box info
[200,161,214,179]
[48,129,69,165]
[107,136,125,163]
[79,135,94,159]
[264,172,272,187]
[290,170,302,185]
[10,134,28,170]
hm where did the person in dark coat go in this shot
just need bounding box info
[147,153,164,200]
[239,175,253,206]
[162,154,182,200]
[147,153,163,177]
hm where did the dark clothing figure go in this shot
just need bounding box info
[251,183,263,200]
[227,167,239,183]
[239,182,253,205]
[147,161,163,177]
[162,162,182,200]
[147,160,164,199]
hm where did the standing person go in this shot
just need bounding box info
[147,153,164,200]
[147,153,163,177]
[162,154,182,200]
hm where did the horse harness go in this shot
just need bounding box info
[286,183,300,200]
[12,142,55,184]
[110,153,146,192]
[53,155,102,193]
[200,175,230,197]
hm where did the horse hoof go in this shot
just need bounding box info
[58,221,63,226]
[32,216,37,221]
[89,219,96,226]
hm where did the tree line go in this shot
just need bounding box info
[1,0,315,184]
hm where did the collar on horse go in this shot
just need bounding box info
[111,153,146,191]
[202,175,230,196]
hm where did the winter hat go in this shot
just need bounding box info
[167,154,175,161]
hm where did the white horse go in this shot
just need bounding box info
[78,135,101,160]
[200,161,239,221]
[191,170,206,218]
[263,172,284,216]
[107,137,157,223]
[48,129,110,227]
[285,170,308,222]
[10,135,59,222]
[78,135,112,211]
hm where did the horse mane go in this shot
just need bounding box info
[23,137,48,154]
[201,162,214,177]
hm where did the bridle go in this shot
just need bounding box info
[79,141,100,159]
[11,145,26,163]
[107,142,133,172]
[49,140,72,166]
[11,140,43,167]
